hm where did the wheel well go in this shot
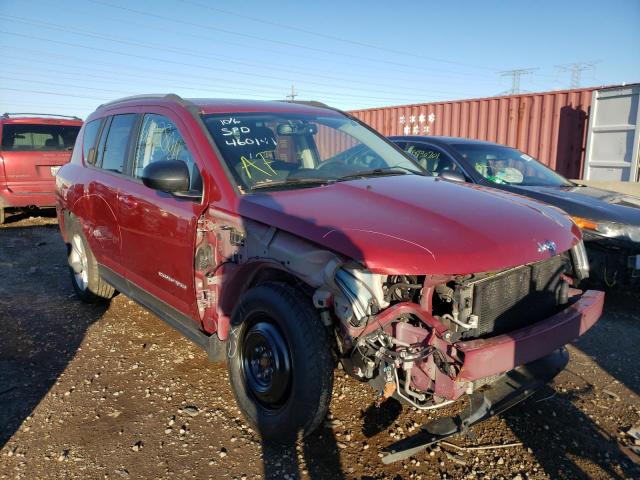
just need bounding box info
[248,267,308,293]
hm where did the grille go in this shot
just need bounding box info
[466,255,568,338]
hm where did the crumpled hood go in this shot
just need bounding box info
[238,176,581,275]
[504,184,640,226]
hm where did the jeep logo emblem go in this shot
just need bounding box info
[537,240,557,255]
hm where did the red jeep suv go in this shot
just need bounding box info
[56,94,603,462]
[0,113,82,223]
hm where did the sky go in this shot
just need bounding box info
[0,0,639,118]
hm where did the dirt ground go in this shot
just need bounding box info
[1,212,639,480]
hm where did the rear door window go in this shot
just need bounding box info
[1,124,80,151]
[98,114,136,174]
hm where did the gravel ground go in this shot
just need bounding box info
[1,212,639,480]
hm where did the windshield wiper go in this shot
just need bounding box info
[250,177,333,191]
[337,166,424,181]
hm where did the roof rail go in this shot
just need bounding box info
[97,93,190,109]
[278,100,333,109]
[2,112,82,120]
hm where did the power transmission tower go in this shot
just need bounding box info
[556,62,597,88]
[499,68,538,95]
[286,84,298,101]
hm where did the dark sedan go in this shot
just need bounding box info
[390,135,640,287]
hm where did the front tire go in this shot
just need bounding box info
[67,222,115,302]
[227,282,334,442]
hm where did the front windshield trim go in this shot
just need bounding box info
[250,177,335,191]
[337,166,423,181]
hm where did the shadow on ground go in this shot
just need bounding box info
[1,208,57,225]
[259,418,345,479]
[573,290,640,396]
[503,384,639,479]
[0,221,108,448]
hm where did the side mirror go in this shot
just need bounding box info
[142,160,190,193]
[438,170,466,183]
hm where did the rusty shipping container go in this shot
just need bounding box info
[348,86,607,179]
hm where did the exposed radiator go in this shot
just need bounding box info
[465,255,569,338]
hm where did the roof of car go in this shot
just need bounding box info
[191,98,338,115]
[389,135,502,147]
[95,94,339,116]
[0,113,83,125]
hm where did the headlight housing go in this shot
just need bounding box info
[572,216,640,243]
[570,240,590,281]
[334,266,389,327]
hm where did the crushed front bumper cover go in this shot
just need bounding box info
[455,290,604,382]
[380,289,605,464]
[381,348,569,464]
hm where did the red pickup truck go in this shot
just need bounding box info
[0,113,82,223]
[55,95,604,462]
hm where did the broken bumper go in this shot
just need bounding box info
[381,348,569,464]
[454,290,604,382]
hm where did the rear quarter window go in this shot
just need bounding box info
[1,124,80,151]
[82,119,103,165]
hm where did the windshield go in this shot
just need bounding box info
[451,143,572,187]
[202,112,421,192]
[1,124,80,152]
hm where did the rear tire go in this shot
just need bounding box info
[67,222,115,302]
[227,282,334,443]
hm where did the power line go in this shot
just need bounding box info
[0,49,466,104]
[0,59,287,99]
[85,0,503,81]
[0,86,386,112]
[499,68,538,94]
[45,0,501,83]
[1,87,107,101]
[0,64,443,104]
[0,24,482,98]
[0,75,130,95]
[0,30,404,98]
[1,43,508,105]
[0,71,427,109]
[555,62,598,88]
[178,0,499,71]
[0,15,423,92]
[0,100,93,112]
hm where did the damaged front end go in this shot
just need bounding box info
[195,206,603,462]
[319,241,603,462]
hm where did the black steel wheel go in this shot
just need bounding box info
[227,282,334,442]
[240,319,292,409]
